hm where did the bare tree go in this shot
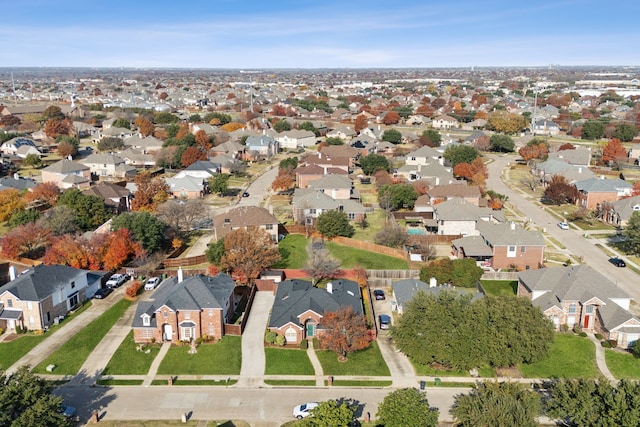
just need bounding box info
[520,175,540,192]
[157,199,208,234]
[303,245,340,285]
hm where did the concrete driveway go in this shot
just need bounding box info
[487,154,640,303]
[237,291,275,388]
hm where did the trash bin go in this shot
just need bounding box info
[434,378,441,386]
[420,380,426,390]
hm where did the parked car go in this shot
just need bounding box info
[373,289,385,300]
[242,191,250,197]
[145,276,161,290]
[609,257,626,267]
[93,288,113,299]
[293,402,318,419]
[106,273,128,288]
[59,405,76,419]
[379,314,391,330]
[557,222,569,230]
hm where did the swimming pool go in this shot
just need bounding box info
[407,228,426,235]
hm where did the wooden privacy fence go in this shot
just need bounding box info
[162,255,207,268]
[366,269,420,287]
[332,236,407,260]
[480,271,519,281]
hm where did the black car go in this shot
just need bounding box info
[379,314,391,330]
[242,192,250,197]
[94,288,113,299]
[609,257,626,267]
[373,289,385,300]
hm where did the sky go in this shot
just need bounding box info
[2,0,639,69]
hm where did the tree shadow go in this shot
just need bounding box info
[54,368,117,425]
[336,397,365,419]
[271,247,291,269]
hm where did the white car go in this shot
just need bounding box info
[557,222,569,230]
[106,273,127,288]
[145,277,161,290]
[293,402,318,419]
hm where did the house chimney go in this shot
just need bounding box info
[510,222,516,231]
[327,282,333,294]
[429,277,437,288]
[177,267,184,283]
[578,167,582,173]
[9,266,17,281]
[435,177,440,186]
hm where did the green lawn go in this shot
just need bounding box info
[264,348,314,375]
[264,380,316,386]
[325,242,408,270]
[351,209,387,243]
[157,336,241,375]
[411,361,473,377]
[481,280,517,296]
[316,342,390,376]
[605,349,640,379]
[33,300,131,375]
[519,333,599,378]
[0,302,92,371]
[102,330,160,375]
[96,379,144,386]
[273,234,309,269]
[330,380,392,387]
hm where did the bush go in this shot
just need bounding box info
[300,339,308,350]
[602,341,612,348]
[0,327,4,335]
[579,332,587,337]
[275,334,286,346]
[125,280,143,299]
[560,324,569,333]
[594,333,603,340]
[265,331,277,344]
[572,324,582,334]
[608,339,618,348]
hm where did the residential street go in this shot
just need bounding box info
[486,154,640,303]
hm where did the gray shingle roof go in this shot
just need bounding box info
[575,177,632,193]
[42,159,89,174]
[268,279,362,328]
[392,279,483,313]
[476,222,544,246]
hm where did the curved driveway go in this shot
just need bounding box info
[487,154,640,302]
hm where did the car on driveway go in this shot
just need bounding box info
[293,402,318,419]
[93,288,113,299]
[145,276,161,290]
[609,257,626,267]
[557,222,569,230]
[379,314,391,330]
[106,273,128,288]
[373,289,385,300]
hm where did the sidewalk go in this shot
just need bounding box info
[306,340,325,386]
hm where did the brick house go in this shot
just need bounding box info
[41,159,91,190]
[267,279,363,344]
[0,265,106,332]
[213,206,279,242]
[575,177,632,210]
[132,273,235,343]
[518,266,640,348]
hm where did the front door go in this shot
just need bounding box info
[583,315,590,329]
[306,321,315,338]
[163,324,173,341]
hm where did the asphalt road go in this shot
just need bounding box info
[486,154,640,302]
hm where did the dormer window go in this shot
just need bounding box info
[142,314,150,326]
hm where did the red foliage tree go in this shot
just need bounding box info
[320,306,370,360]
[373,170,393,188]
[125,280,143,298]
[632,180,640,197]
[602,138,628,166]
[195,130,212,149]
[453,162,474,179]
[382,111,400,125]
[558,143,576,151]
[544,175,579,205]
[43,234,93,269]
[102,228,146,271]
[271,171,295,191]
[1,222,51,259]
[180,146,208,167]
[26,182,60,206]
[44,118,71,138]
[354,115,368,133]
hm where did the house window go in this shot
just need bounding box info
[520,246,526,253]
[71,281,75,289]
[507,246,516,258]
[47,312,51,322]
[141,329,153,339]
[181,327,193,341]
[585,305,594,314]
[7,299,12,308]
[184,312,191,320]
[208,324,215,336]
[29,316,35,327]
[569,304,577,314]
[285,327,297,343]
[310,209,317,215]
[348,213,355,220]
[265,224,273,230]
[163,311,168,318]
[567,315,576,327]
[27,302,33,310]
[142,315,150,326]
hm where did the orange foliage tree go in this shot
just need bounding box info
[221,122,245,132]
[44,118,71,138]
[57,142,77,158]
[1,222,51,259]
[26,182,60,206]
[0,188,26,222]
[453,163,474,180]
[354,114,368,132]
[102,228,146,271]
[382,111,401,125]
[195,129,212,149]
[633,180,640,197]
[220,226,281,285]
[134,117,155,137]
[131,172,171,212]
[43,234,95,269]
[125,280,143,298]
[518,143,549,162]
[319,306,370,360]
[602,138,628,166]
[180,146,208,167]
[470,157,488,185]
[272,170,295,191]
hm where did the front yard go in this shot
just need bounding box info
[316,342,390,376]
[157,336,242,375]
[264,348,314,375]
[605,349,640,379]
[102,330,161,375]
[519,333,599,378]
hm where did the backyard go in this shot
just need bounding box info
[480,280,517,296]
[157,336,242,375]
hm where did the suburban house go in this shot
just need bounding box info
[452,222,545,270]
[532,159,594,185]
[0,176,37,192]
[547,146,592,167]
[275,129,316,149]
[172,160,221,180]
[41,159,91,189]
[245,135,278,158]
[395,161,455,185]
[518,265,640,348]
[424,184,482,208]
[0,137,40,157]
[433,197,504,236]
[574,177,633,210]
[119,148,156,167]
[391,278,484,315]
[79,153,136,179]
[292,188,367,225]
[0,265,106,332]
[165,175,208,199]
[296,153,350,188]
[213,206,279,242]
[82,182,132,212]
[268,279,363,344]
[431,115,459,129]
[92,126,134,142]
[320,145,362,168]
[123,135,164,153]
[326,125,356,141]
[132,273,236,343]
[604,195,640,227]
[307,174,359,201]
[405,146,444,166]
[211,140,246,160]
[533,119,561,135]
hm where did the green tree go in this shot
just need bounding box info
[279,157,298,170]
[316,210,354,239]
[97,137,124,152]
[394,105,414,118]
[489,134,515,152]
[153,112,180,124]
[360,154,390,175]
[443,145,480,167]
[41,205,81,235]
[382,128,402,144]
[377,388,439,427]
[203,112,232,125]
[451,381,541,427]
[378,184,418,211]
[188,114,202,123]
[205,238,225,265]
[57,188,110,231]
[208,173,230,196]
[614,123,639,142]
[42,106,66,121]
[8,209,41,228]
[0,365,71,427]
[23,153,41,167]
[111,211,166,252]
[421,129,442,147]
[582,120,605,140]
[298,121,318,136]
[325,137,344,146]
[623,211,640,256]
[112,118,131,129]
[273,120,291,133]
[301,399,355,427]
